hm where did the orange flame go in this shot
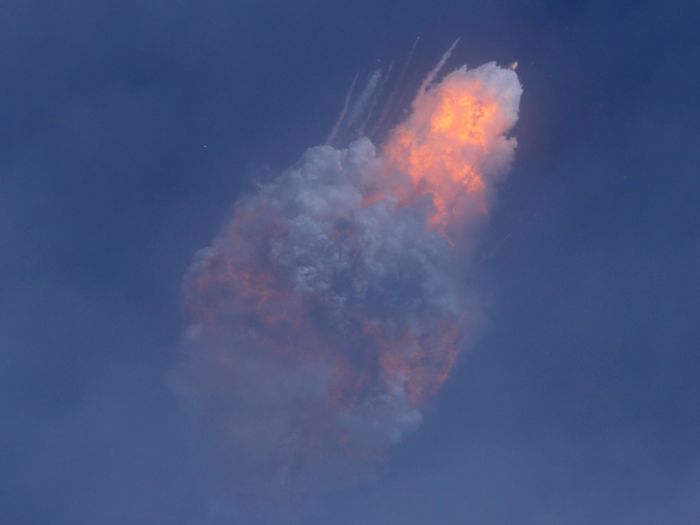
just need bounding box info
[382,65,519,236]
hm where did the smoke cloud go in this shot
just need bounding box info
[172,61,522,523]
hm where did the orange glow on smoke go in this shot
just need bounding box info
[383,77,504,233]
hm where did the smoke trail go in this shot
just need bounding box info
[369,37,421,139]
[173,61,522,524]
[356,62,394,137]
[325,72,359,145]
[417,37,460,98]
[345,67,384,130]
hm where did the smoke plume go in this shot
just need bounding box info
[173,61,522,523]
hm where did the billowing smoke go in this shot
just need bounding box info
[172,61,522,523]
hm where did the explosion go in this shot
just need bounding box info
[173,60,522,523]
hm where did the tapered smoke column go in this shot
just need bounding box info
[173,62,522,524]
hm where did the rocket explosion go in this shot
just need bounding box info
[173,59,521,523]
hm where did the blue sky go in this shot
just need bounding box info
[1,1,699,524]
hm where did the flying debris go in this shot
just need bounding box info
[173,52,522,524]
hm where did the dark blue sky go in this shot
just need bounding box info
[1,1,699,524]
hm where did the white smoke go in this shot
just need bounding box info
[172,60,522,524]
